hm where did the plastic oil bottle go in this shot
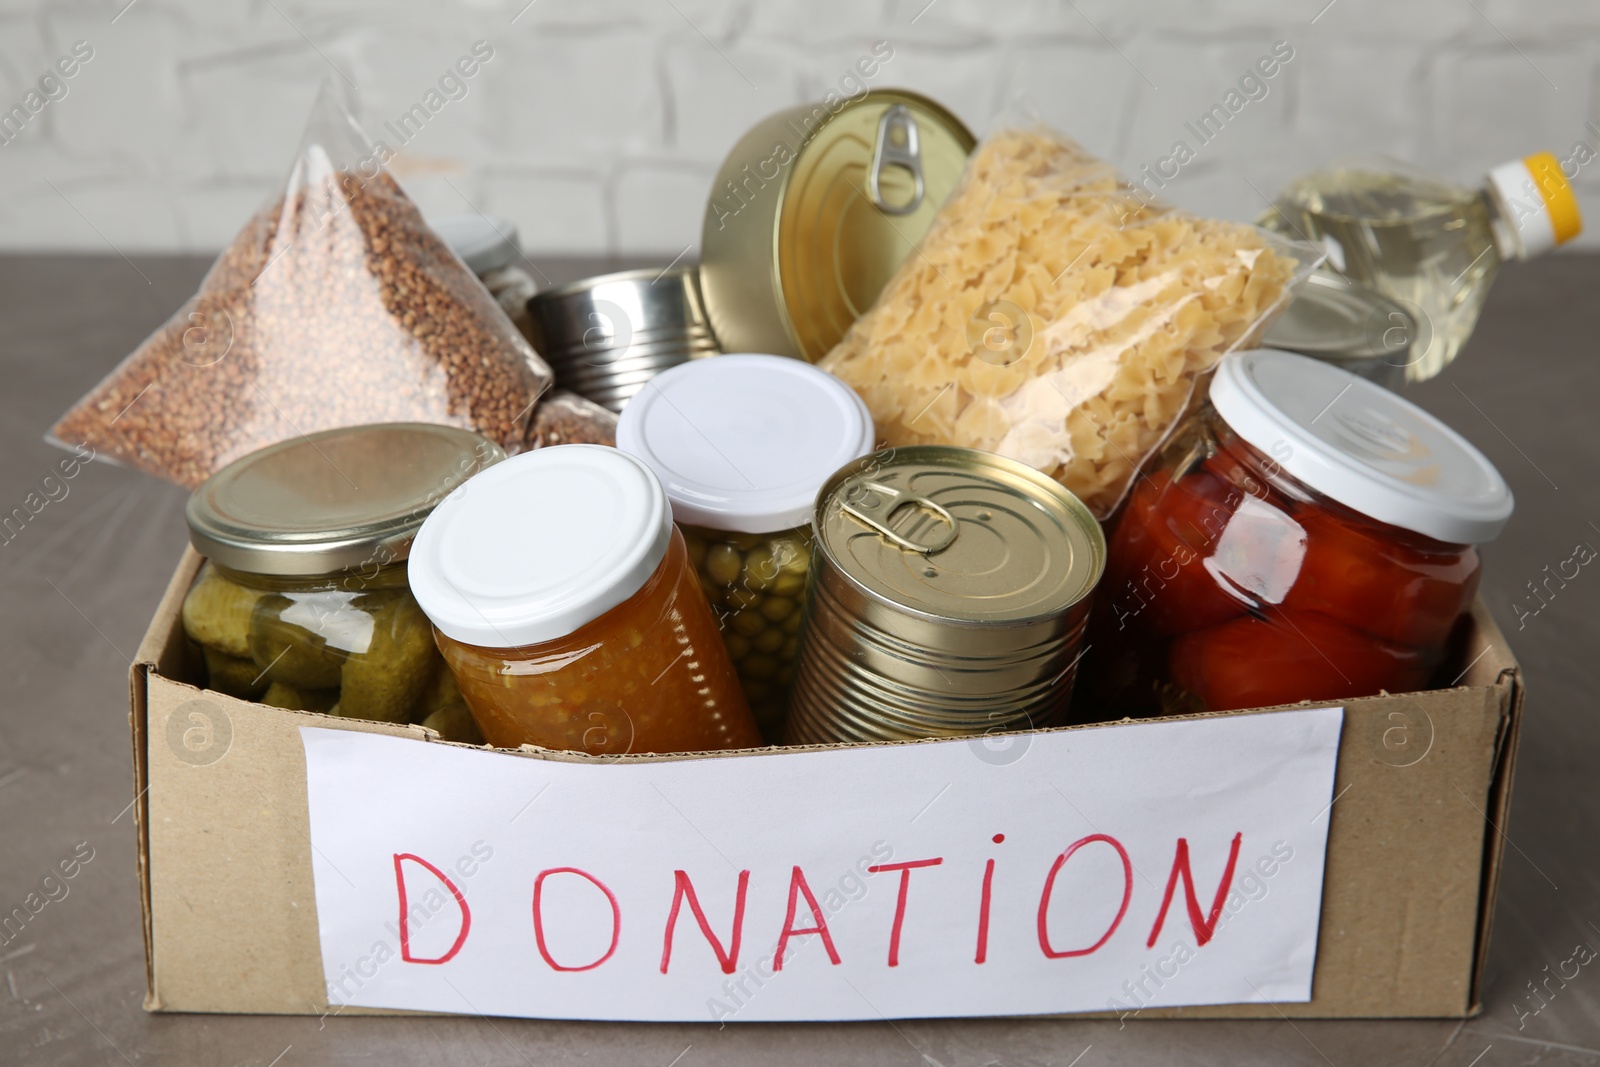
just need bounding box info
[1262,153,1582,382]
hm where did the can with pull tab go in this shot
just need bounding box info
[699,89,975,363]
[785,446,1106,745]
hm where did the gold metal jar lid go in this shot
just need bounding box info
[186,423,504,577]
[815,446,1104,625]
[700,89,975,363]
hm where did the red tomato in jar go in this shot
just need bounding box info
[1168,608,1436,713]
[1104,467,1253,637]
[1281,504,1481,649]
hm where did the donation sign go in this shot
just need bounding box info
[300,708,1342,1022]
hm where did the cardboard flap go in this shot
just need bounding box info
[130,545,201,1011]
[1465,602,1525,1014]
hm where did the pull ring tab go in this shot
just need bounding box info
[868,105,925,216]
[840,479,957,554]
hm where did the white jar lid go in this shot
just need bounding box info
[409,444,674,648]
[429,213,521,274]
[615,353,876,534]
[1209,349,1513,544]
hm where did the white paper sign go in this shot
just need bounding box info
[301,707,1343,1022]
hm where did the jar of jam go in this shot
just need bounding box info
[1083,348,1513,717]
[408,444,762,754]
[615,354,875,738]
[182,423,503,740]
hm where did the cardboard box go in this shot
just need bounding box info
[132,547,1523,1019]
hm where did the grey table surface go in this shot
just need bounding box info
[1,251,1596,1067]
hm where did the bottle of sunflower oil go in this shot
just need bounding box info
[1262,153,1582,382]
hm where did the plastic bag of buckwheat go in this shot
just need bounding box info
[48,82,553,488]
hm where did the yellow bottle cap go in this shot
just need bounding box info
[1487,152,1583,257]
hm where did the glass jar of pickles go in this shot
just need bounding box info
[182,423,504,743]
[616,354,876,737]
[408,444,762,755]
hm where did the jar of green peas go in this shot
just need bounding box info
[616,354,874,739]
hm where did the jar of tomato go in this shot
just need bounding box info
[1084,348,1513,717]
[407,444,763,754]
[615,353,875,739]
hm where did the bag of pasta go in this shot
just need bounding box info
[48,82,553,488]
[819,125,1321,518]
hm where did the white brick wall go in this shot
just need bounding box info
[0,0,1596,254]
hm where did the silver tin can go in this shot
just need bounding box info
[785,446,1105,745]
[527,267,719,413]
[1262,269,1419,390]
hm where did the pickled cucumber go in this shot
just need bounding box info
[182,564,262,658]
[202,646,267,700]
[339,596,440,724]
[248,594,347,689]
[419,663,464,720]
[261,681,338,712]
[420,702,484,745]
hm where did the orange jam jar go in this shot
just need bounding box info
[408,444,761,754]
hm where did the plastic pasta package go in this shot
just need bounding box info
[48,84,553,488]
[819,126,1320,517]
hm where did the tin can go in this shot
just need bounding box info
[699,89,975,363]
[785,446,1105,745]
[1261,269,1419,390]
[526,267,718,413]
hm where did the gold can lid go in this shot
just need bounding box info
[186,423,504,576]
[815,446,1105,625]
[701,89,975,363]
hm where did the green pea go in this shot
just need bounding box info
[705,544,742,585]
[773,571,807,597]
[683,530,708,568]
[724,632,751,659]
[742,546,777,591]
[753,627,785,654]
[726,586,763,611]
[783,610,805,635]
[730,610,766,638]
[777,538,810,569]
[742,654,779,680]
[759,596,794,622]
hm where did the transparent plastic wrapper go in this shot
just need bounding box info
[819,125,1321,517]
[527,389,617,448]
[48,84,552,487]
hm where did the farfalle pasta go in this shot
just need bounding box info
[820,127,1318,516]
